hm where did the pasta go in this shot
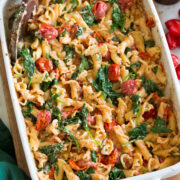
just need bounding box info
[11,0,180,179]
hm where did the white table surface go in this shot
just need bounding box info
[0,1,180,129]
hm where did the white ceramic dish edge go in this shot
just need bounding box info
[1,0,180,180]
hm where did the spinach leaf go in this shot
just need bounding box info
[40,78,58,92]
[108,0,120,7]
[44,93,61,110]
[127,62,141,77]
[22,101,37,123]
[128,123,148,140]
[19,47,36,88]
[59,125,80,152]
[69,0,78,12]
[76,168,95,180]
[46,53,60,68]
[39,143,63,167]
[76,26,83,37]
[109,168,125,180]
[52,106,62,121]
[131,95,141,114]
[92,66,124,105]
[80,6,94,26]
[144,40,155,47]
[86,168,95,174]
[112,36,120,42]
[141,76,163,96]
[91,150,97,162]
[64,45,75,63]
[110,23,118,33]
[112,6,125,32]
[151,116,172,133]
[71,55,92,79]
[125,47,131,55]
[152,66,158,74]
[54,0,65,3]
[59,28,67,37]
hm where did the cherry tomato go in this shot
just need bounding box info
[54,68,60,79]
[108,64,120,82]
[39,24,58,41]
[171,54,179,67]
[166,32,177,50]
[58,24,72,35]
[138,52,152,60]
[101,148,121,165]
[104,119,117,131]
[176,64,180,80]
[36,58,53,73]
[76,160,97,169]
[143,108,157,119]
[165,19,180,30]
[48,167,55,179]
[169,23,180,37]
[92,32,104,43]
[178,38,180,47]
[102,51,111,61]
[146,17,156,28]
[121,80,138,95]
[35,110,52,131]
[87,114,96,125]
[68,159,86,171]
[92,1,108,21]
[71,23,79,39]
[62,107,81,120]
[118,0,133,10]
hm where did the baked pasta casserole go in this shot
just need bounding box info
[11,0,180,179]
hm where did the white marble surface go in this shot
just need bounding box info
[0,2,180,129]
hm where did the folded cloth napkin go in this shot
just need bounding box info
[0,119,30,180]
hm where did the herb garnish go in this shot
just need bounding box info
[91,150,97,162]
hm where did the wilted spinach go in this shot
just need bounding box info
[40,78,58,92]
[109,167,125,180]
[80,5,94,26]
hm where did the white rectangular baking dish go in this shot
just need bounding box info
[0,0,180,180]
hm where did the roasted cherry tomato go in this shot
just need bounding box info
[58,24,72,35]
[146,17,156,28]
[35,110,52,131]
[62,107,81,120]
[92,1,108,21]
[36,58,53,73]
[92,31,104,43]
[171,54,179,67]
[138,52,152,59]
[121,80,138,95]
[39,24,58,41]
[101,148,121,166]
[68,159,86,171]
[118,0,133,10]
[143,108,157,119]
[166,32,177,50]
[104,119,117,131]
[165,19,180,30]
[76,160,97,169]
[169,23,180,37]
[48,167,55,179]
[108,64,120,82]
[102,50,111,61]
[54,68,60,79]
[71,23,79,39]
[87,114,96,125]
[176,64,180,80]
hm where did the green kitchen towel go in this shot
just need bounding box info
[0,119,30,180]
